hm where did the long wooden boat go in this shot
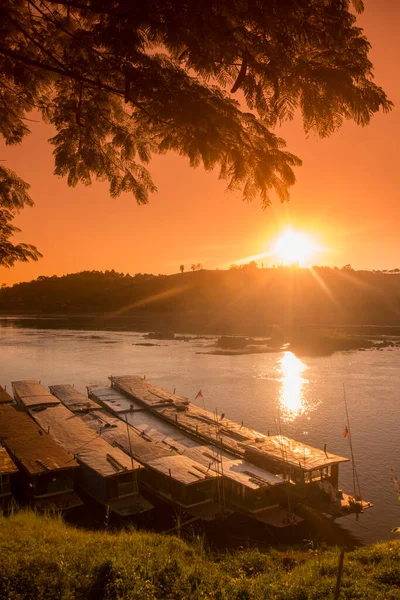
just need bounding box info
[84,384,302,527]
[13,381,152,517]
[109,375,372,519]
[0,403,82,510]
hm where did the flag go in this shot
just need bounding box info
[344,426,349,437]
[195,390,203,400]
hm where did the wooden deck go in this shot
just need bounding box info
[310,492,373,519]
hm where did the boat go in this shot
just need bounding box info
[108,375,372,520]
[0,403,82,511]
[13,381,152,518]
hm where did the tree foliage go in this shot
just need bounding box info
[0,166,42,267]
[0,0,392,265]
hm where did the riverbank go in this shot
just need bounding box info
[1,511,400,599]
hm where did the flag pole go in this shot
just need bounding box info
[343,383,361,500]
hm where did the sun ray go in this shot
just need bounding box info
[309,267,339,306]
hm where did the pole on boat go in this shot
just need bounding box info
[125,415,138,494]
[343,384,361,500]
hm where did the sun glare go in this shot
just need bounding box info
[273,228,319,267]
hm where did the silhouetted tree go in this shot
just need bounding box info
[0,167,42,267]
[180,265,185,274]
[0,1,391,264]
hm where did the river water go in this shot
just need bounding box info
[1,317,399,545]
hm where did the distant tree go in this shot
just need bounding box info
[230,264,239,270]
[180,265,185,274]
[0,1,391,264]
[241,261,258,271]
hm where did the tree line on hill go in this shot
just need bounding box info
[1,266,400,334]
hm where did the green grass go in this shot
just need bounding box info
[1,511,400,599]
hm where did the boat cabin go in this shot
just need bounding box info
[0,404,81,510]
[242,435,348,499]
[179,445,302,526]
[143,454,218,516]
[0,444,18,512]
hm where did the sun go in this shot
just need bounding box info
[273,228,319,267]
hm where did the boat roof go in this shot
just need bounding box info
[110,376,348,471]
[77,409,219,487]
[91,385,199,448]
[110,375,265,453]
[109,375,180,408]
[88,386,281,489]
[29,405,141,478]
[12,380,60,408]
[79,409,174,463]
[0,445,18,475]
[89,385,145,413]
[182,446,284,489]
[0,386,13,404]
[49,385,99,412]
[0,404,78,475]
[146,454,219,485]
[243,435,349,471]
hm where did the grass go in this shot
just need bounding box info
[1,511,400,599]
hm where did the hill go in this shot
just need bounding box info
[1,267,400,335]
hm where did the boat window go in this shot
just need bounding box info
[321,466,330,479]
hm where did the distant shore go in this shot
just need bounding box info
[1,314,400,357]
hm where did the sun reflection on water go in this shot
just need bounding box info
[278,351,310,422]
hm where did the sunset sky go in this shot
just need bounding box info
[1,1,399,286]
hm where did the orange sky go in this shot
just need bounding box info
[1,1,399,286]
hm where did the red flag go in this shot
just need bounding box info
[344,426,349,437]
[195,390,203,400]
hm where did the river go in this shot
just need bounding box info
[1,317,399,545]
